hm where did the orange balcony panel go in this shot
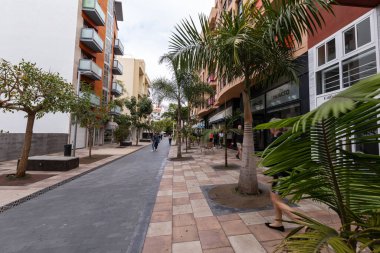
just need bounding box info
[216,79,244,105]
[333,0,380,7]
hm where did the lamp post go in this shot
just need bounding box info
[72,70,91,157]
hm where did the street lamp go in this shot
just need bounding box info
[72,70,91,157]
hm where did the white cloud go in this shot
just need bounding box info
[117,0,214,81]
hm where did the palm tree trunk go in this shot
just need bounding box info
[177,98,182,158]
[224,130,228,168]
[237,80,259,194]
[16,113,36,178]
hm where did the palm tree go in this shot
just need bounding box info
[166,0,334,194]
[257,75,380,252]
[151,56,197,158]
[182,76,214,151]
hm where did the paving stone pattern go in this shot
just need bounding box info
[142,146,341,253]
[0,144,170,253]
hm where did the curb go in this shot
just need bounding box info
[0,145,149,214]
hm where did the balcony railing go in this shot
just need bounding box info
[80,28,104,52]
[78,59,102,80]
[82,0,106,26]
[114,39,124,55]
[111,81,123,96]
[110,105,122,115]
[79,92,101,107]
[112,60,123,75]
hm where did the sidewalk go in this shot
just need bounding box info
[0,142,150,211]
[142,145,340,253]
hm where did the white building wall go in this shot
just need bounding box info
[0,0,80,133]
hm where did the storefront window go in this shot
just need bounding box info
[342,47,376,88]
[316,64,340,95]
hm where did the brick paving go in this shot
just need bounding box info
[142,145,340,253]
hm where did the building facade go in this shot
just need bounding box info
[195,0,309,151]
[0,0,124,161]
[308,2,380,155]
[117,57,151,142]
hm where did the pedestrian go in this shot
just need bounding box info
[213,131,219,147]
[153,133,160,151]
[209,132,214,143]
[168,134,172,145]
[219,132,224,148]
[265,118,295,232]
[235,125,243,159]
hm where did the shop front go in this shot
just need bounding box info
[251,74,310,151]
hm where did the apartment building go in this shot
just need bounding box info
[117,57,151,142]
[196,0,310,151]
[308,1,380,155]
[0,0,124,160]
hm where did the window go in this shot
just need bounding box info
[342,47,377,88]
[316,64,340,95]
[344,17,371,54]
[317,38,336,66]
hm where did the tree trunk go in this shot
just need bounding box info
[177,99,182,158]
[16,113,36,178]
[225,131,228,168]
[135,128,139,146]
[237,81,259,194]
[88,128,94,158]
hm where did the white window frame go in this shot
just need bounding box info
[314,11,377,101]
[343,16,373,56]
[317,38,337,67]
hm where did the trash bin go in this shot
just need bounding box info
[64,144,72,156]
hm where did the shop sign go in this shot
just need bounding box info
[209,106,232,123]
[266,82,299,108]
[316,91,339,107]
[250,94,265,112]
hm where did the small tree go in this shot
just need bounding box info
[0,60,75,177]
[114,126,130,145]
[124,95,153,146]
[72,85,109,158]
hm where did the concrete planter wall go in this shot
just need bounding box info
[0,133,68,162]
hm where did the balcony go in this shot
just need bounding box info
[82,0,105,26]
[78,59,102,80]
[110,105,122,116]
[111,81,123,96]
[207,74,217,88]
[333,0,380,7]
[79,92,101,107]
[112,60,123,75]
[114,39,124,55]
[80,28,104,52]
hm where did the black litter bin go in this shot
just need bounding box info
[64,144,72,156]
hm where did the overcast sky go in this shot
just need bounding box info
[118,0,214,81]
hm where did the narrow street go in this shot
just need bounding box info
[0,143,170,253]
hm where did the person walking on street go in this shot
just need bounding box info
[153,133,160,151]
[209,132,214,143]
[265,118,296,232]
[219,132,224,149]
[213,131,219,147]
[168,134,172,145]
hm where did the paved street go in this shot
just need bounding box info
[0,143,170,253]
